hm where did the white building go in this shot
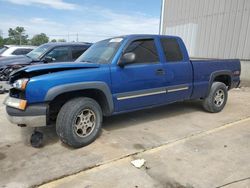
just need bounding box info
[160,0,250,85]
[160,0,250,60]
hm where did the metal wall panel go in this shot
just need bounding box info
[162,0,250,59]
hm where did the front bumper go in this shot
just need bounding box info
[6,101,48,127]
[7,114,46,127]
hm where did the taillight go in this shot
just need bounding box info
[233,70,240,76]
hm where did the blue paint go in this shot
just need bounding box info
[11,34,241,114]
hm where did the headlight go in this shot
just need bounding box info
[4,96,27,110]
[12,78,29,90]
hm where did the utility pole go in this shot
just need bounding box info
[76,33,78,42]
[159,0,166,35]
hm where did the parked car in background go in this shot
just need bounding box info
[4,34,241,148]
[0,45,36,57]
[0,42,91,92]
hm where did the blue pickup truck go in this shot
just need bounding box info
[4,34,241,148]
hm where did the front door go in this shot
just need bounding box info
[111,38,166,112]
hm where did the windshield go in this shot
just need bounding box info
[0,46,8,55]
[26,44,51,60]
[76,37,123,64]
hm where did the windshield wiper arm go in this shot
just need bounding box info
[25,54,34,60]
[81,60,92,63]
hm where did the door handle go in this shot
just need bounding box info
[155,69,165,75]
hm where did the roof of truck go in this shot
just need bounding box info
[121,34,180,38]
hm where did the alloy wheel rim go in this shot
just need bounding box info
[73,108,96,138]
[214,89,225,107]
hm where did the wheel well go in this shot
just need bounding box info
[48,89,111,122]
[214,75,231,87]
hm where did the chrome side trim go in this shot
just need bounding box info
[116,85,189,101]
[167,86,189,93]
[117,90,166,100]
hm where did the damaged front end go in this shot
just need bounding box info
[0,65,27,93]
[7,62,100,105]
[9,62,100,84]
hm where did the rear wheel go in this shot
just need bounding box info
[202,82,228,113]
[56,97,102,148]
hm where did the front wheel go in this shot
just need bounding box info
[202,82,228,113]
[56,97,102,148]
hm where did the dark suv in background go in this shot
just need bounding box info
[0,42,91,93]
[0,42,91,82]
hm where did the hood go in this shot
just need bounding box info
[20,62,100,73]
[0,55,33,66]
[10,62,100,82]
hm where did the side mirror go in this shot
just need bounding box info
[118,52,136,67]
[44,56,55,63]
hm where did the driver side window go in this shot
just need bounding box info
[46,47,70,62]
[124,39,159,64]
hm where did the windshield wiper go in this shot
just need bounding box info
[25,54,32,60]
[25,54,34,60]
[25,54,39,61]
[81,60,92,63]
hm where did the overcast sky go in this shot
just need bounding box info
[0,0,161,42]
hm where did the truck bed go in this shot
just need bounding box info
[190,59,241,99]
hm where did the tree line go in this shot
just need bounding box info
[0,26,66,47]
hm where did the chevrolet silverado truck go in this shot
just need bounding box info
[4,35,241,148]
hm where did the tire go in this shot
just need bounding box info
[56,97,102,148]
[202,82,228,113]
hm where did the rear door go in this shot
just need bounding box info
[111,38,167,112]
[159,37,193,102]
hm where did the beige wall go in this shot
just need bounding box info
[240,60,250,87]
[162,0,250,60]
[161,0,250,86]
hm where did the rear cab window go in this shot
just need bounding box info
[124,39,159,64]
[160,38,183,62]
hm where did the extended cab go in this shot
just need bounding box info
[4,35,241,148]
